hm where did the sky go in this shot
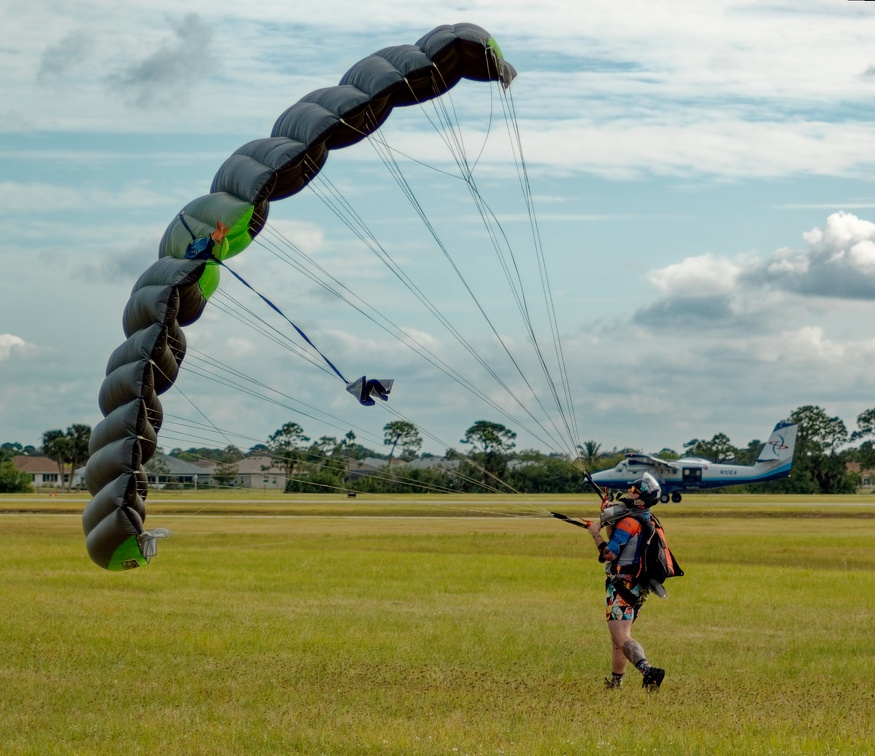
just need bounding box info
[3,0,875,460]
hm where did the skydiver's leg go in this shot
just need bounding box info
[605,578,658,685]
[611,602,665,691]
[607,619,645,673]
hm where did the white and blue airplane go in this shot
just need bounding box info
[589,421,798,503]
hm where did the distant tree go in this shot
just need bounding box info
[268,422,309,482]
[790,405,847,455]
[655,448,680,460]
[41,425,91,489]
[506,450,583,494]
[213,446,242,488]
[851,407,875,443]
[383,421,422,462]
[736,439,763,466]
[855,440,875,471]
[42,430,70,481]
[1,442,25,464]
[65,424,91,489]
[577,440,601,469]
[683,432,738,463]
[461,421,517,456]
[304,436,346,478]
[338,430,357,459]
[172,447,225,462]
[460,420,517,485]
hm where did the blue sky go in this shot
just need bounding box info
[3,0,875,459]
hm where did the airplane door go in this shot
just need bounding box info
[682,467,702,487]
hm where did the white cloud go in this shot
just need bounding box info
[648,253,740,296]
[0,334,29,361]
[635,212,875,334]
[758,212,875,298]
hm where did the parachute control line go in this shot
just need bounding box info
[181,219,393,406]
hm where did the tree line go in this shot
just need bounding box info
[2,405,874,494]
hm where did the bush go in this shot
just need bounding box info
[0,461,33,493]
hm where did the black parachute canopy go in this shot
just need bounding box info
[83,24,516,570]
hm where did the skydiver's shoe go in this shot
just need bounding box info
[642,666,665,692]
[604,675,623,689]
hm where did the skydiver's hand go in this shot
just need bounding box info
[586,519,601,536]
[600,497,611,512]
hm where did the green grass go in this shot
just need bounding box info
[1,495,874,754]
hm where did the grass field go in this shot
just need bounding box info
[2,493,874,754]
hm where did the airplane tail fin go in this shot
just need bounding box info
[757,422,797,464]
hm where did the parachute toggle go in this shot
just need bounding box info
[346,376,394,406]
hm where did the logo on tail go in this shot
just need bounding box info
[758,422,797,464]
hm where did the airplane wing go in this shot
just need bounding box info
[626,453,680,472]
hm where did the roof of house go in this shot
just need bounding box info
[151,454,211,475]
[12,455,61,473]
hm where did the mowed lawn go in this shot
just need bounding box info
[1,494,874,755]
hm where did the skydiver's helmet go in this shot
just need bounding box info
[626,472,661,508]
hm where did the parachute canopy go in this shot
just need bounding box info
[82,23,516,570]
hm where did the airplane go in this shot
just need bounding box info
[588,421,798,503]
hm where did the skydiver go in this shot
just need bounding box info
[585,472,666,691]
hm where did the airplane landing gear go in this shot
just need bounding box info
[671,492,682,503]
[660,493,670,504]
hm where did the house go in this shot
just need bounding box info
[12,455,69,488]
[147,453,287,490]
[145,454,214,489]
[346,457,391,482]
[229,455,287,490]
[846,462,875,491]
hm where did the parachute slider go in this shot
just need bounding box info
[346,376,394,406]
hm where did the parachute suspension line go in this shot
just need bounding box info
[253,224,504,400]
[146,357,244,514]
[497,84,582,453]
[210,256,349,384]
[431,56,581,457]
[163,296,549,514]
[177,345,384,444]
[156,405,534,508]
[302,156,569,458]
[362,140,562,452]
[192,206,564,461]
[297,155,532,398]
[251,221,565,457]
[208,290,337,379]
[375,401,553,517]
[358,82,579,458]
[154,359,543,510]
[423,69,581,458]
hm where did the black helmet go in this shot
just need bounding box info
[627,472,661,508]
